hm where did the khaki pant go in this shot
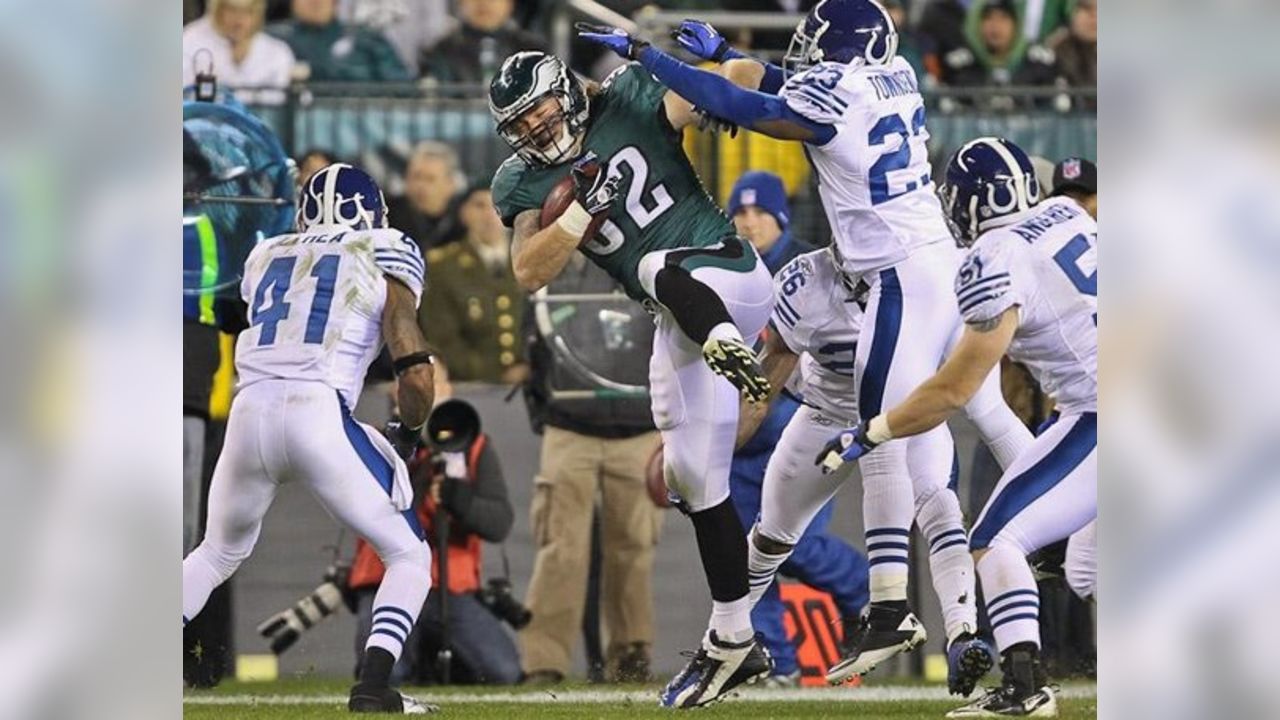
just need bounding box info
[519,426,663,676]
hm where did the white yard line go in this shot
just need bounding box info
[184,685,1097,706]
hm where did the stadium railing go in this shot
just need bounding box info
[242,82,1094,220]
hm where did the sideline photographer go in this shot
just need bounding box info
[348,399,522,685]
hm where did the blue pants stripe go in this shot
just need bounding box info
[337,394,425,540]
[859,268,903,422]
[970,413,1097,550]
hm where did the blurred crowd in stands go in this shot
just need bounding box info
[183,0,1096,104]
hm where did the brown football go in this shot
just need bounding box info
[539,176,577,229]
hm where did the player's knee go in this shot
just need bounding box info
[190,540,250,582]
[381,539,432,575]
[1066,562,1095,602]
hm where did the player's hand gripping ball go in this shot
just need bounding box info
[541,152,619,246]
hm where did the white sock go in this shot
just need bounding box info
[860,449,914,603]
[977,544,1041,653]
[365,542,433,661]
[916,490,978,642]
[747,533,792,609]
[707,322,743,345]
[182,544,228,624]
[708,596,753,644]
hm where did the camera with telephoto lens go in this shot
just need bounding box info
[476,577,532,630]
[256,562,354,655]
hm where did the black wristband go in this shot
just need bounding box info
[392,351,434,376]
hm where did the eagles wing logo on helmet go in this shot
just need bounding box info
[489,51,590,166]
[296,163,389,232]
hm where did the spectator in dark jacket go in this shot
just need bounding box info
[418,0,546,85]
[1046,0,1096,87]
[940,0,1058,105]
[268,0,409,81]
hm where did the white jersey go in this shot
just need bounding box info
[770,248,864,422]
[235,225,425,408]
[956,198,1098,414]
[780,58,953,276]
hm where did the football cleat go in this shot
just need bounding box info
[347,685,438,714]
[945,684,1057,717]
[702,337,770,403]
[947,643,1056,717]
[659,631,772,708]
[825,603,926,684]
[948,631,997,697]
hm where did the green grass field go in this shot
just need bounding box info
[184,678,1098,719]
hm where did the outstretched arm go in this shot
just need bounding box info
[671,20,787,94]
[577,25,834,143]
[735,327,800,448]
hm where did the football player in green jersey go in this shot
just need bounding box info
[489,51,775,707]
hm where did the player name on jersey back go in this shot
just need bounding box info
[235,226,424,408]
[780,58,954,276]
[956,198,1098,414]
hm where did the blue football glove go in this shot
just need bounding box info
[672,19,730,62]
[576,23,650,61]
[815,425,879,474]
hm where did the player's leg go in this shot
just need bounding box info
[639,239,774,401]
[750,405,850,609]
[749,581,799,686]
[949,412,1097,718]
[182,389,281,624]
[776,500,870,637]
[834,259,959,680]
[906,426,994,696]
[1065,520,1097,602]
[289,388,436,714]
[650,311,772,707]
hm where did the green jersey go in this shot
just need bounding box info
[492,63,736,300]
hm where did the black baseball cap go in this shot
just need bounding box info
[1051,157,1097,197]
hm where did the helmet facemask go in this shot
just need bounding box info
[496,93,584,166]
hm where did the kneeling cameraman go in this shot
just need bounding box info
[349,400,522,685]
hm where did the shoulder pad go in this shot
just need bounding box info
[954,234,1021,324]
[780,63,850,126]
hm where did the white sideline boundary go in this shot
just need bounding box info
[184,685,1097,706]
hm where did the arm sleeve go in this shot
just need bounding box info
[372,231,426,304]
[955,235,1025,324]
[636,46,835,143]
[444,440,515,543]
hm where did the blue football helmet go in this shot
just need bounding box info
[784,0,899,75]
[939,137,1042,245]
[296,162,389,232]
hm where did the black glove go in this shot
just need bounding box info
[383,419,424,462]
[571,151,622,216]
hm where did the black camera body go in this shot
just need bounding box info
[476,577,532,630]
